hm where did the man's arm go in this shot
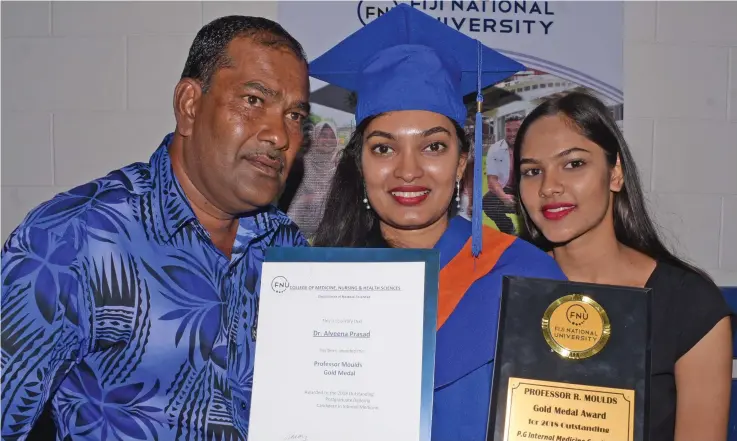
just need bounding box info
[1,226,91,440]
[487,175,515,206]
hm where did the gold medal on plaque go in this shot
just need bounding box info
[541,294,611,360]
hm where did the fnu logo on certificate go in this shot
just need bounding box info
[271,276,290,293]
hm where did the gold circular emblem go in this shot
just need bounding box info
[541,294,611,360]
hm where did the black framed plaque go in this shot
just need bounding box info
[487,276,652,441]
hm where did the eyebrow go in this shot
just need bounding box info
[242,81,278,98]
[243,81,311,114]
[520,147,589,165]
[366,130,395,141]
[365,126,451,141]
[422,126,451,137]
[295,101,311,114]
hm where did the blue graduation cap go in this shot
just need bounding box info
[309,3,525,257]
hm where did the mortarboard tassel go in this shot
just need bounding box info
[471,40,484,258]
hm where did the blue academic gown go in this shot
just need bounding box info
[431,216,567,441]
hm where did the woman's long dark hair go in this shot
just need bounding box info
[313,113,470,248]
[513,91,712,280]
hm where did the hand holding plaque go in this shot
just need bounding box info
[487,277,652,441]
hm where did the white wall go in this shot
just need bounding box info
[2,1,736,285]
[622,2,737,286]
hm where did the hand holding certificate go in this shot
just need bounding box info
[248,248,439,441]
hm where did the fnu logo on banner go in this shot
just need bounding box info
[357,1,554,35]
[357,0,398,25]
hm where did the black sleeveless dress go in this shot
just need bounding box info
[646,260,732,440]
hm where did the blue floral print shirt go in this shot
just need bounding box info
[1,133,308,441]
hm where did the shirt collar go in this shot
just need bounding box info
[149,133,290,245]
[148,133,195,242]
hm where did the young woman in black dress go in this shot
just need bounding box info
[513,92,732,441]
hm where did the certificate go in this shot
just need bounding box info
[248,247,439,441]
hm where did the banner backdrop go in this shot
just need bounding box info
[277,0,623,238]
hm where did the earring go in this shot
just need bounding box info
[456,180,461,208]
[363,189,371,210]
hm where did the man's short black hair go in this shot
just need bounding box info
[181,15,307,92]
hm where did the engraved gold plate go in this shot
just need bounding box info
[541,294,611,360]
[502,377,635,441]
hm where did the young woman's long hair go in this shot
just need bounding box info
[313,113,470,248]
[512,91,711,279]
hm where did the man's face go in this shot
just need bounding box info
[182,36,310,214]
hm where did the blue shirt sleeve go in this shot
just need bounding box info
[496,238,568,281]
[271,220,310,248]
[1,225,92,439]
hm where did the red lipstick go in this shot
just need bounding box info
[542,202,576,220]
[389,186,430,206]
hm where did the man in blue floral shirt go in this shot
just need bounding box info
[1,15,310,441]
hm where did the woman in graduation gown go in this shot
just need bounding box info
[309,5,567,440]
